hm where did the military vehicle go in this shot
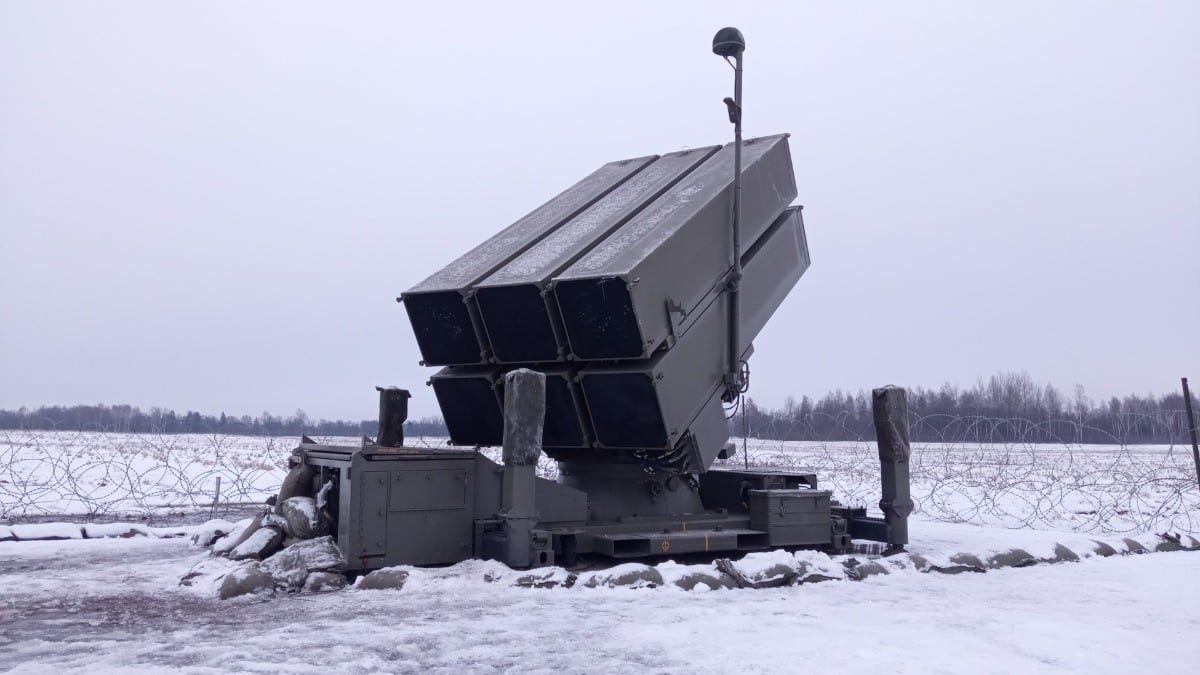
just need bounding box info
[284,28,912,571]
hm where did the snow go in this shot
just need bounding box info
[178,555,244,597]
[81,523,146,538]
[82,523,191,539]
[281,496,320,538]
[315,480,332,511]
[259,537,345,582]
[0,529,1197,673]
[283,496,316,522]
[187,519,238,548]
[9,523,82,540]
[1,518,195,542]
[728,547,803,578]
[227,525,278,559]
[650,559,694,585]
[209,518,254,555]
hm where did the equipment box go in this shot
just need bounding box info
[748,489,832,547]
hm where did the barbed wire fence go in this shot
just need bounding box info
[1,414,1197,536]
[714,411,1199,535]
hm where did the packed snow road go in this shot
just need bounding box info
[1,535,1197,674]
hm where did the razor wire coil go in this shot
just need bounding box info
[0,415,1196,535]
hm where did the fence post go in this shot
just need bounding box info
[210,476,221,519]
[1182,377,1200,489]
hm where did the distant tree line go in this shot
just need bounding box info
[0,403,448,438]
[734,372,1198,445]
[2,372,1195,445]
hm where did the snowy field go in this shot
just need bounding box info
[2,430,1197,535]
[1,521,1198,673]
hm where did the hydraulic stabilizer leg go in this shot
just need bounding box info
[872,386,914,552]
[499,369,546,568]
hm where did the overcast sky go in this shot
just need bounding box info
[2,2,1197,421]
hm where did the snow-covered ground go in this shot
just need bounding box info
[2,428,1198,672]
[3,430,1196,536]
[1,520,1197,674]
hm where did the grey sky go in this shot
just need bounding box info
[2,2,1197,421]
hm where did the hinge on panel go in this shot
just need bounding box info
[666,298,687,339]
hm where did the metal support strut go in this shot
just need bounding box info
[499,368,546,568]
[714,27,747,402]
[872,386,914,552]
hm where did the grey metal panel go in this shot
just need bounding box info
[431,366,503,446]
[473,146,721,363]
[407,155,658,295]
[434,364,591,450]
[402,154,658,366]
[472,454,503,520]
[359,446,476,461]
[846,517,890,542]
[685,393,734,470]
[533,478,588,525]
[337,465,354,560]
[386,511,471,565]
[556,462,706,521]
[733,206,810,345]
[383,459,475,566]
[748,489,833,547]
[478,147,722,288]
[575,307,738,453]
[552,135,797,361]
[594,529,754,557]
[699,468,819,511]
[389,469,468,511]
[356,471,389,557]
[523,364,592,449]
[576,207,809,468]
